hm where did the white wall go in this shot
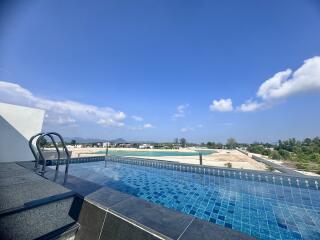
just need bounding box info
[0,102,45,162]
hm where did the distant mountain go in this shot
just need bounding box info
[63,137,129,144]
[63,137,105,143]
[63,137,157,144]
[109,138,127,144]
[129,140,155,144]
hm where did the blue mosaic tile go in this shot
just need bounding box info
[54,160,320,240]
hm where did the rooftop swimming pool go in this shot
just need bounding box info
[95,149,215,157]
[55,159,320,240]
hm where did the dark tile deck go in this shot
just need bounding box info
[17,161,102,197]
[101,211,160,240]
[0,163,70,211]
[76,201,106,240]
[110,197,194,239]
[87,187,132,208]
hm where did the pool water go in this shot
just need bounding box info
[60,161,320,240]
[95,149,215,157]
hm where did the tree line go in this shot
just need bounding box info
[202,138,238,149]
[247,137,320,173]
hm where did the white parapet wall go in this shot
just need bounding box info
[0,102,45,162]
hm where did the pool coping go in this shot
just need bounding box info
[79,187,255,240]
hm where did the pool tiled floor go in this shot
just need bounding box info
[55,161,320,240]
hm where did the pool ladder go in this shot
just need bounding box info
[29,132,71,180]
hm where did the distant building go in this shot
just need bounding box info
[115,143,134,148]
[139,144,153,149]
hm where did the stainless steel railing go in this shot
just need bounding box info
[29,132,70,179]
[29,132,44,169]
[36,133,61,174]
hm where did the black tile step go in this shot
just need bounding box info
[0,191,77,217]
[0,196,82,240]
[36,222,80,240]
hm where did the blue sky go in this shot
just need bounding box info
[1,0,320,143]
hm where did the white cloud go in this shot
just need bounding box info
[257,56,320,100]
[209,98,233,112]
[237,56,320,112]
[129,123,154,130]
[97,118,125,127]
[172,104,189,119]
[180,127,194,132]
[257,69,292,100]
[237,100,264,112]
[180,124,202,133]
[143,123,153,128]
[0,81,126,127]
[132,115,143,122]
[58,116,76,124]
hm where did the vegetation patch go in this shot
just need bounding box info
[247,137,320,173]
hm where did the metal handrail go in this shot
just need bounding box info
[36,133,61,174]
[29,132,44,169]
[30,132,70,182]
[45,132,71,176]
[105,142,109,167]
